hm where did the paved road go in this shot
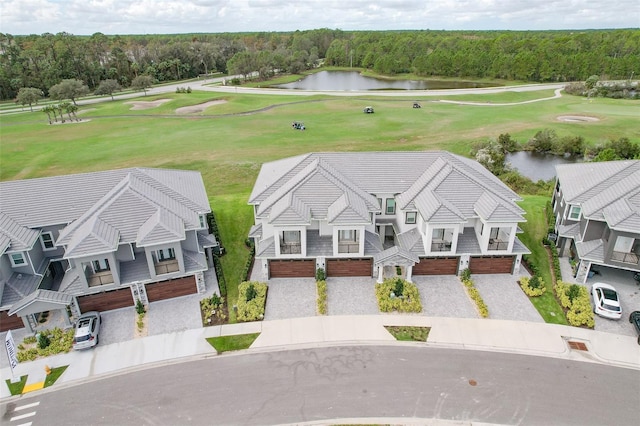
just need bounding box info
[4,345,637,426]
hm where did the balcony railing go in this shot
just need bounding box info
[155,259,180,275]
[488,239,509,251]
[611,251,640,265]
[280,243,301,254]
[88,271,114,287]
[338,242,360,253]
[431,241,452,252]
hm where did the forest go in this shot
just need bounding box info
[1,28,639,100]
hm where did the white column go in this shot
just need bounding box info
[406,265,413,283]
[377,265,384,283]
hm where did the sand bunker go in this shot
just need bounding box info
[175,100,227,114]
[557,115,600,122]
[125,99,172,110]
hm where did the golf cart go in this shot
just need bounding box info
[363,106,374,114]
[292,121,306,130]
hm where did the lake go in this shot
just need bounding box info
[506,151,582,181]
[273,71,500,91]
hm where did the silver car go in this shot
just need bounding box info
[73,311,101,350]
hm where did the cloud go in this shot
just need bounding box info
[0,0,637,35]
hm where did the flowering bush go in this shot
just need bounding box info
[236,281,267,322]
[462,277,489,318]
[375,278,422,313]
[17,327,74,362]
[554,281,594,328]
[520,275,547,297]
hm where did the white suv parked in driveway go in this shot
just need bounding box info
[73,311,101,350]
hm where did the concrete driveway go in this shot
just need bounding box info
[413,275,478,318]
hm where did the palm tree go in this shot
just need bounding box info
[66,103,79,121]
[42,105,52,124]
[56,103,65,123]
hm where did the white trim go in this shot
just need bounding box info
[40,231,56,251]
[9,252,28,267]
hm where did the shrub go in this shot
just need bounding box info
[461,268,471,281]
[236,281,267,322]
[375,278,422,313]
[245,283,257,302]
[315,267,326,281]
[520,276,547,297]
[316,280,327,315]
[393,278,404,297]
[241,244,255,282]
[554,281,594,327]
[38,333,51,349]
[135,299,146,315]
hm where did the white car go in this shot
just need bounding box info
[73,311,101,350]
[591,283,622,320]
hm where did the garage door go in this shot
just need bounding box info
[78,287,133,313]
[469,256,515,274]
[0,310,24,332]
[269,259,316,278]
[146,276,197,302]
[326,258,373,277]
[413,257,459,275]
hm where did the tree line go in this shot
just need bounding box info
[1,28,639,101]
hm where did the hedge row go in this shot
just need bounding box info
[460,269,489,318]
[317,280,327,315]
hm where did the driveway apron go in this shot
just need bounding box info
[413,275,479,318]
[264,278,317,320]
[472,273,543,322]
[327,277,379,316]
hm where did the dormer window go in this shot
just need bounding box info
[569,206,581,220]
[386,198,396,215]
[199,214,207,229]
[40,231,55,250]
[10,252,27,267]
[405,211,417,224]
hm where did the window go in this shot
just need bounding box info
[282,231,300,244]
[339,230,356,242]
[157,248,176,261]
[10,252,27,267]
[92,258,110,272]
[40,232,55,250]
[405,212,417,224]
[431,228,453,252]
[385,198,396,215]
[569,205,581,220]
[613,236,634,253]
[199,215,207,229]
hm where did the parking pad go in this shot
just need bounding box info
[472,274,543,322]
[264,278,317,320]
[413,275,479,318]
[326,277,379,316]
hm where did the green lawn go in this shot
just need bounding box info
[384,326,430,342]
[206,333,260,352]
[518,195,568,325]
[2,83,637,324]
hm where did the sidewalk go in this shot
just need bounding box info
[2,315,639,400]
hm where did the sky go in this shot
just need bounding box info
[1,0,638,35]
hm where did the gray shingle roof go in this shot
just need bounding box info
[0,212,39,253]
[556,161,640,230]
[250,151,524,226]
[1,168,211,258]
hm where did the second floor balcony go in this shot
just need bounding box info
[154,259,180,275]
[280,242,302,254]
[611,251,640,265]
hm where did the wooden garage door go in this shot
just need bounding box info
[469,256,515,274]
[0,310,24,332]
[146,276,197,302]
[78,288,133,313]
[326,258,373,277]
[269,259,316,278]
[413,257,459,275]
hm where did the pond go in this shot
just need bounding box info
[272,71,500,91]
[506,151,582,181]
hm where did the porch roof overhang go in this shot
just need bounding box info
[373,246,420,267]
[8,289,73,316]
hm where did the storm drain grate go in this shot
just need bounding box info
[567,341,588,351]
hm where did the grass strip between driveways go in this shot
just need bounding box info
[384,326,430,342]
[5,375,27,395]
[206,333,260,353]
